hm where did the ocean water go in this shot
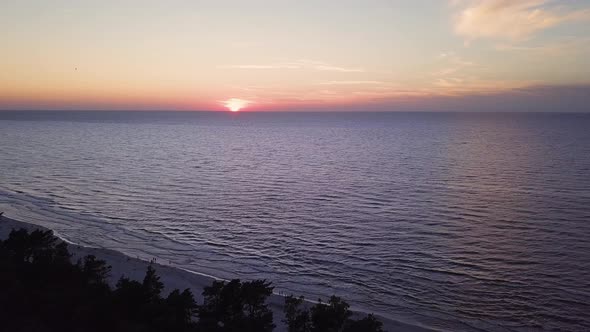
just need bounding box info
[1,111,589,331]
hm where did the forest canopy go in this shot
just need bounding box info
[0,228,384,332]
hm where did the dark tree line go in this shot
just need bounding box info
[284,295,384,332]
[0,229,384,332]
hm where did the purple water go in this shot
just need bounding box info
[1,111,589,331]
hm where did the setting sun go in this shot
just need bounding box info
[223,98,249,112]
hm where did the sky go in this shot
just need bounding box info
[1,0,589,112]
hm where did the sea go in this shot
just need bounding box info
[1,111,589,331]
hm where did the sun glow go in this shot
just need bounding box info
[224,98,249,112]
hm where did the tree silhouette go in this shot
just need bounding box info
[284,295,385,332]
[81,255,111,285]
[166,288,197,328]
[343,314,384,332]
[2,229,65,264]
[284,295,311,332]
[310,296,352,332]
[167,288,197,321]
[0,228,385,332]
[143,264,164,301]
[197,279,275,332]
[0,229,199,332]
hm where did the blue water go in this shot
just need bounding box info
[1,111,589,331]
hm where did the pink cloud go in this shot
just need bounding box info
[454,0,590,41]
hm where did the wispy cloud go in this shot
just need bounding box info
[432,77,536,95]
[313,65,364,73]
[495,37,590,55]
[453,0,590,41]
[219,60,364,72]
[318,81,384,85]
[220,64,300,70]
[433,52,477,76]
[426,51,536,95]
[360,84,590,112]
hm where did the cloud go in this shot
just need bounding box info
[313,65,364,73]
[430,52,534,95]
[453,0,590,41]
[495,37,590,55]
[432,77,537,95]
[318,81,384,85]
[433,52,477,76]
[219,60,364,72]
[267,84,590,112]
[220,64,300,70]
[426,84,590,112]
[430,52,492,92]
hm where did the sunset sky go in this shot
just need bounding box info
[1,0,590,112]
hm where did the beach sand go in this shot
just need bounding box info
[0,215,434,332]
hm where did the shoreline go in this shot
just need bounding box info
[0,215,435,332]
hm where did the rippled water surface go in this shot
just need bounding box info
[1,111,589,331]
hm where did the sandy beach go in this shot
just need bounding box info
[0,214,434,332]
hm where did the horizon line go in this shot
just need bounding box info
[1,109,589,114]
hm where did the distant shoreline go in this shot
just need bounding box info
[0,214,434,332]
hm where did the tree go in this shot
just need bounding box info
[1,228,386,332]
[166,288,197,326]
[197,279,275,332]
[54,241,71,265]
[143,264,164,302]
[114,276,145,319]
[284,295,311,332]
[343,314,384,332]
[82,255,111,285]
[310,296,352,332]
[284,295,385,332]
[2,229,65,264]
[241,279,275,331]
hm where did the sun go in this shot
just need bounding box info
[223,98,249,112]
